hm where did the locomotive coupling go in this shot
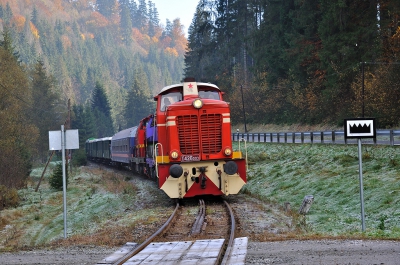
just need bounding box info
[199,167,207,173]
[200,174,207,189]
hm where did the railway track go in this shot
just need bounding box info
[97,198,247,265]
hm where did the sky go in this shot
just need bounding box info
[150,0,199,36]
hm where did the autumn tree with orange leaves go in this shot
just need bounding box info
[0,29,38,206]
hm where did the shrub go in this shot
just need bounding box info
[0,185,20,210]
[49,163,68,191]
[72,149,87,167]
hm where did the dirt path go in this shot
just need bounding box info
[0,240,399,264]
[246,239,400,265]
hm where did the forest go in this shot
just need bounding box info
[185,0,400,127]
[1,0,400,204]
[0,0,186,203]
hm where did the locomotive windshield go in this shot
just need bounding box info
[160,89,220,111]
[161,92,182,111]
[199,91,220,100]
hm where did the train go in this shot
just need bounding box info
[86,78,247,199]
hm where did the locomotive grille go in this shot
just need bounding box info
[200,114,222,154]
[177,115,200,154]
[177,114,222,155]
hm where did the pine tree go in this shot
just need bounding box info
[317,0,380,121]
[120,1,133,45]
[148,1,160,37]
[31,6,39,25]
[133,0,148,32]
[129,0,138,26]
[30,60,63,161]
[3,2,13,26]
[71,104,95,166]
[96,0,116,19]
[124,71,154,127]
[378,0,400,62]
[72,104,96,147]
[91,82,114,137]
[0,27,19,59]
[184,1,216,80]
[49,162,68,191]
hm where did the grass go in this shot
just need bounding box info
[0,164,173,251]
[1,142,399,251]
[238,142,400,239]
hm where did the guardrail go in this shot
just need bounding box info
[232,130,400,146]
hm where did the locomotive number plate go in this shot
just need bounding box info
[181,154,200,162]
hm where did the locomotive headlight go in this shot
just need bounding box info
[193,99,203,109]
[224,147,232,156]
[170,150,179,159]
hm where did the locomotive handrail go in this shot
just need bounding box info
[154,143,164,178]
[238,138,248,170]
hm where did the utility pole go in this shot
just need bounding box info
[240,85,247,133]
[67,99,72,172]
[361,62,365,118]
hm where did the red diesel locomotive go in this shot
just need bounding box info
[86,78,247,199]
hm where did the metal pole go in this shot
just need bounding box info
[358,138,366,232]
[61,125,67,238]
[240,85,247,132]
[361,62,365,118]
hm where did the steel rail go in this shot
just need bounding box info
[190,199,205,235]
[112,202,180,265]
[220,200,236,265]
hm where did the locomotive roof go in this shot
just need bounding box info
[86,137,112,143]
[158,82,220,95]
[112,126,138,140]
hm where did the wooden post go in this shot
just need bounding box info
[299,195,314,215]
[35,151,55,192]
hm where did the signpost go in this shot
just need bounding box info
[49,125,79,238]
[344,118,376,232]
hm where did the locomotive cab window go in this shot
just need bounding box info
[199,91,220,100]
[160,92,182,111]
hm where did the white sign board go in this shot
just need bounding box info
[49,129,79,150]
[344,118,376,139]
